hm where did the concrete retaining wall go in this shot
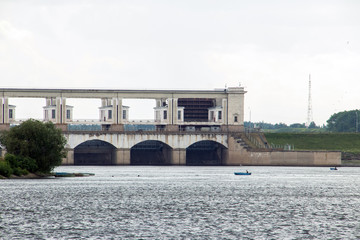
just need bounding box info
[226,149,341,166]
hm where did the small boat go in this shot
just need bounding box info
[53,172,95,177]
[234,172,251,175]
[330,167,338,171]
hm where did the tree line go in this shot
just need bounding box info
[246,109,360,133]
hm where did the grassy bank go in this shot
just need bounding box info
[264,132,360,164]
[264,133,360,153]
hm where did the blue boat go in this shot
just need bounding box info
[330,167,338,170]
[234,172,251,175]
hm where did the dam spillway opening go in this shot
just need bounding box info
[131,140,172,165]
[186,140,227,166]
[74,140,116,165]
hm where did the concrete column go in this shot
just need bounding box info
[171,148,186,165]
[0,98,3,124]
[221,148,229,165]
[112,98,117,124]
[156,99,162,107]
[63,149,74,165]
[173,98,178,124]
[222,98,227,125]
[56,97,61,124]
[167,98,178,125]
[167,98,172,124]
[2,97,9,124]
[118,98,123,124]
[116,148,131,165]
[101,98,107,107]
[61,98,66,124]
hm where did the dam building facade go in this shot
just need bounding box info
[0,87,341,166]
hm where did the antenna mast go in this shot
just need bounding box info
[307,74,313,127]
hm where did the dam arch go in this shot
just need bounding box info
[186,140,227,166]
[74,140,117,165]
[130,140,172,165]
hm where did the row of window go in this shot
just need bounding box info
[44,109,71,120]
[161,110,182,120]
[105,110,127,120]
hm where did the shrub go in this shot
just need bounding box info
[4,153,18,168]
[5,153,38,173]
[12,167,25,176]
[18,156,38,173]
[0,161,13,178]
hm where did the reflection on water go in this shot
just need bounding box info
[1,166,360,239]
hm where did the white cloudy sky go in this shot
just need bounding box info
[1,0,359,125]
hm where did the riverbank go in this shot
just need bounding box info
[264,132,360,165]
[0,173,51,179]
[0,172,95,179]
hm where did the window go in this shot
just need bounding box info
[164,110,167,120]
[66,110,71,119]
[218,111,222,120]
[123,110,127,119]
[108,110,112,119]
[9,109,13,119]
[234,116,238,122]
[178,110,181,120]
[52,109,56,119]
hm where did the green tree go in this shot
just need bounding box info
[327,110,360,132]
[0,119,67,173]
[290,123,306,128]
[308,121,317,129]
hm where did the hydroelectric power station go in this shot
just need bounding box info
[0,87,340,166]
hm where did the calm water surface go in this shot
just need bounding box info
[1,166,360,239]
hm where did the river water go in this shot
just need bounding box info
[1,166,360,239]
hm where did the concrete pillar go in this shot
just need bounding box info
[55,97,67,124]
[171,148,186,165]
[61,98,66,124]
[167,98,179,125]
[222,98,227,125]
[173,98,178,124]
[0,97,3,124]
[62,149,74,165]
[56,97,61,124]
[1,97,9,124]
[118,98,123,124]
[167,98,172,124]
[221,148,229,165]
[112,98,117,124]
[116,148,131,165]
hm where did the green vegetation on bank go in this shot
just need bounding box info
[262,128,327,133]
[264,133,360,154]
[0,119,67,178]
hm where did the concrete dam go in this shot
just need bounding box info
[0,87,341,166]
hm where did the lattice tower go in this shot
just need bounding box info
[307,74,313,127]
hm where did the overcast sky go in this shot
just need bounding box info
[1,0,359,125]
